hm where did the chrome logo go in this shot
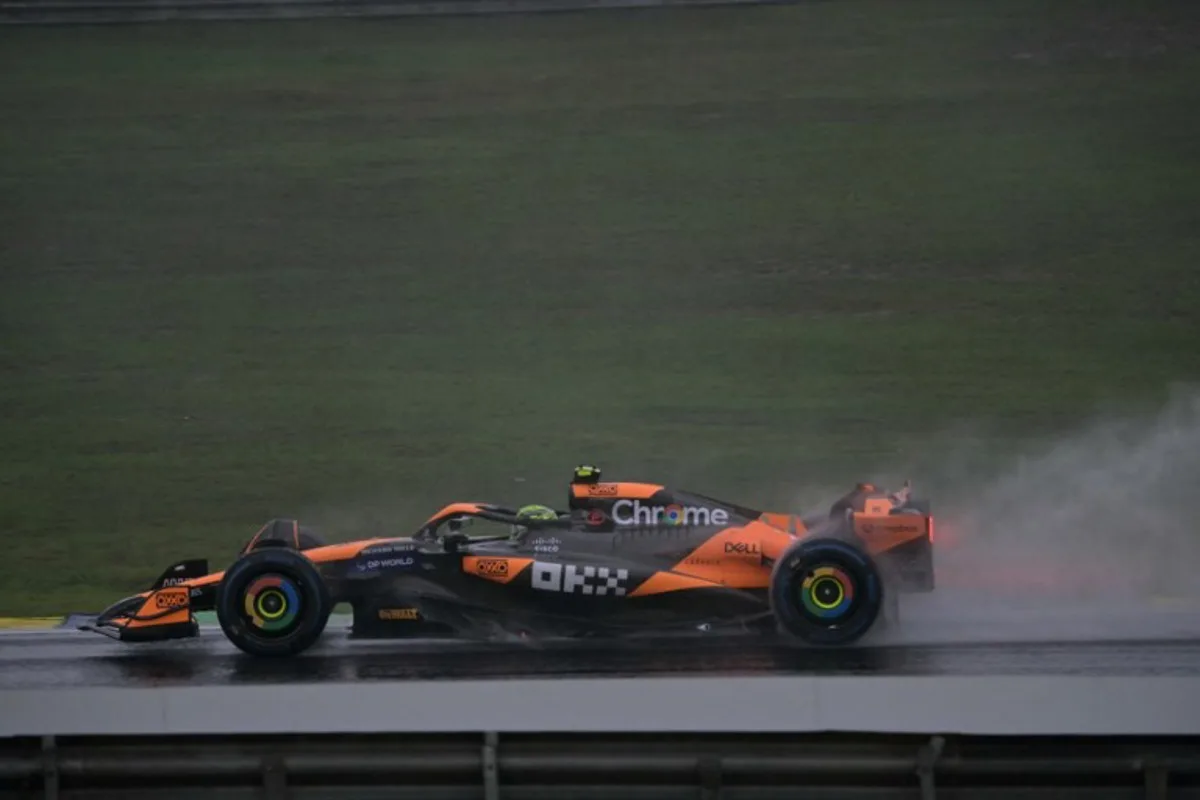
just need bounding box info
[611,499,729,527]
[243,574,300,632]
[661,504,686,525]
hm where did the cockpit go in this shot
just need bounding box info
[415,501,574,552]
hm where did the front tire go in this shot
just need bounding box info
[770,537,883,646]
[216,548,331,657]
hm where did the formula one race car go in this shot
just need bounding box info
[83,466,935,657]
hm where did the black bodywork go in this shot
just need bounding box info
[84,469,934,651]
[339,506,777,641]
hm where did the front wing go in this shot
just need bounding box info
[81,586,200,643]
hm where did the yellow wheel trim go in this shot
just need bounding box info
[255,589,288,620]
[809,576,845,610]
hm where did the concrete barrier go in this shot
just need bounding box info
[4,675,1200,736]
[3,729,1198,800]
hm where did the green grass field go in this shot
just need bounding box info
[2,0,1199,614]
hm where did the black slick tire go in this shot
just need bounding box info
[216,548,331,657]
[769,537,883,646]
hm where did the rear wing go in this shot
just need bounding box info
[850,481,933,557]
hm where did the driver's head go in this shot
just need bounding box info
[510,504,557,538]
[516,504,558,522]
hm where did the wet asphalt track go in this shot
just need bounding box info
[3,592,1200,689]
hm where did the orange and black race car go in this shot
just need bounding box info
[82,465,935,657]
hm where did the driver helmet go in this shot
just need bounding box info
[516,504,558,522]
[510,504,558,539]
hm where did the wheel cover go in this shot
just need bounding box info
[800,565,856,621]
[242,574,301,634]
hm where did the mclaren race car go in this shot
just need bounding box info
[83,466,935,657]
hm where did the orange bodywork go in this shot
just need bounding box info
[659,521,794,590]
[462,556,534,584]
[628,571,724,596]
[419,502,487,527]
[852,514,929,553]
[619,509,928,598]
[97,537,399,635]
[122,586,192,629]
[98,501,498,634]
[571,482,663,500]
[756,512,807,536]
[91,477,933,642]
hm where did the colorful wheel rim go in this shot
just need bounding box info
[242,574,301,633]
[800,565,856,620]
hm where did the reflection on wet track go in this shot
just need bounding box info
[4,628,1200,689]
[3,593,1200,689]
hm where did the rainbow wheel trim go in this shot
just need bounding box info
[800,565,856,620]
[242,574,301,633]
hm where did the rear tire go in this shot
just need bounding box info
[216,548,331,657]
[770,537,883,646]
